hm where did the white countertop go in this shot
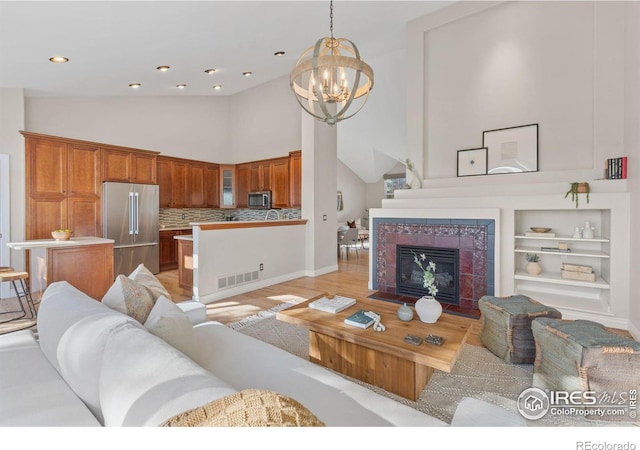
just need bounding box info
[174,234,193,241]
[7,236,114,251]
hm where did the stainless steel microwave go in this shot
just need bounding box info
[248,190,272,209]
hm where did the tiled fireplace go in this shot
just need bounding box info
[371,218,495,312]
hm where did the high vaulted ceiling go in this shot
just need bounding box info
[0,0,452,182]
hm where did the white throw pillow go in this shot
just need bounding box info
[144,295,196,359]
[101,275,155,323]
[129,263,171,301]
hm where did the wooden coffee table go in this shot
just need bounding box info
[276,295,471,401]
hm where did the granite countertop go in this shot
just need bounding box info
[6,236,115,250]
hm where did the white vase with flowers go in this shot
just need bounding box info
[412,253,442,323]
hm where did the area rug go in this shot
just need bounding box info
[231,312,628,427]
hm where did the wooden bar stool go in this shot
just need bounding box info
[0,270,37,322]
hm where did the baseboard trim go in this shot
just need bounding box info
[196,270,307,304]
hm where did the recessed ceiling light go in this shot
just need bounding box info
[242,72,252,77]
[213,85,222,90]
[49,56,69,63]
[176,84,187,89]
[157,66,171,71]
[274,51,285,56]
[204,69,217,74]
[128,83,141,89]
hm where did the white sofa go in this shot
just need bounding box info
[0,280,524,427]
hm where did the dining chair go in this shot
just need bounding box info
[338,228,360,260]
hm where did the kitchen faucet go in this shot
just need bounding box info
[264,209,279,220]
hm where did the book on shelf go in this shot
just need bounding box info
[308,295,356,314]
[606,156,627,179]
[343,309,375,329]
[540,247,571,253]
[525,232,556,238]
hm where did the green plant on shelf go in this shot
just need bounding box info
[564,182,590,208]
[525,253,540,262]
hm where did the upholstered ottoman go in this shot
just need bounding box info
[478,295,561,364]
[532,318,640,395]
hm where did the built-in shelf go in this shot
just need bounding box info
[515,246,609,259]
[513,208,614,321]
[515,234,609,243]
[514,270,610,289]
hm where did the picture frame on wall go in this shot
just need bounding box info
[483,123,538,174]
[457,147,488,177]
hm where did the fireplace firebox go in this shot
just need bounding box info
[396,245,459,305]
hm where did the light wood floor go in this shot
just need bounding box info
[156,248,484,346]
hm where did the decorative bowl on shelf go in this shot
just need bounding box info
[51,229,72,241]
[530,227,552,233]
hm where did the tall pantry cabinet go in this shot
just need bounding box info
[23,132,102,240]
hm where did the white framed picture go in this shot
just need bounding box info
[483,123,538,174]
[457,147,488,177]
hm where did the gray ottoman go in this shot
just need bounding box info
[532,318,640,395]
[478,295,561,364]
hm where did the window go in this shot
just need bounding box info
[383,173,406,199]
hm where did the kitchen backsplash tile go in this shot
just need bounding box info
[159,208,301,228]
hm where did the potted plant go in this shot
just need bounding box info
[525,253,542,275]
[565,182,590,208]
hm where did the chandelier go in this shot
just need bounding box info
[290,1,374,125]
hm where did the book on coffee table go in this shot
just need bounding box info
[308,295,356,314]
[344,309,375,329]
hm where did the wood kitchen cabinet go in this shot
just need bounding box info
[235,163,250,208]
[249,162,271,192]
[48,242,114,299]
[205,164,220,208]
[23,132,102,240]
[270,157,290,208]
[102,147,157,184]
[289,150,302,208]
[157,156,220,208]
[159,229,189,271]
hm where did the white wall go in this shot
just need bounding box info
[26,96,232,162]
[0,89,26,272]
[337,159,366,224]
[408,1,627,184]
[625,1,640,337]
[337,48,408,183]
[229,75,301,162]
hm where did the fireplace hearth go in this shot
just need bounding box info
[396,245,459,305]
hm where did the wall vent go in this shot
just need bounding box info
[217,270,260,290]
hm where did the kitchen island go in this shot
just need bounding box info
[6,237,114,300]
[190,220,307,303]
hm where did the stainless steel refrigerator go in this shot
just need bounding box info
[103,182,160,276]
